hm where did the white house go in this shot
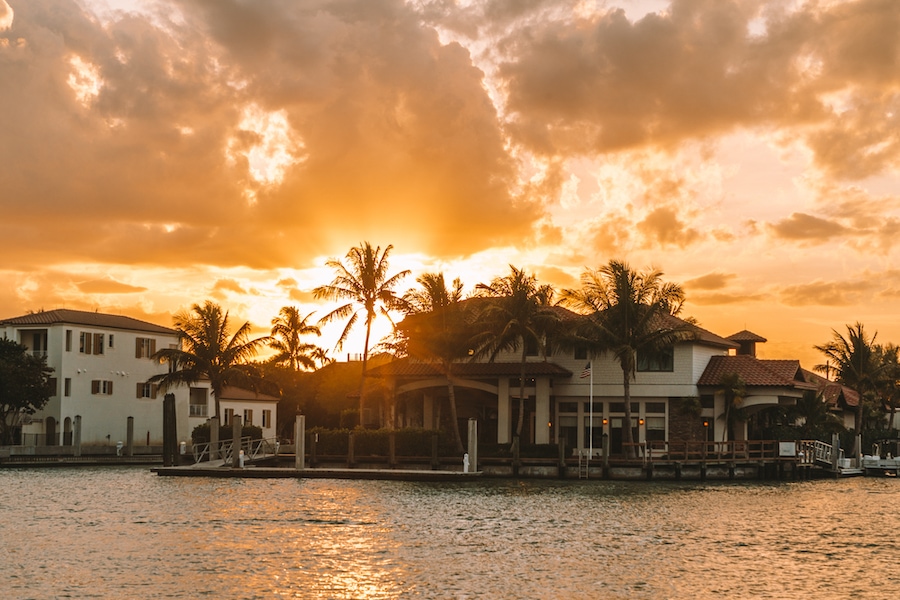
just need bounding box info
[0,309,191,447]
[186,383,278,441]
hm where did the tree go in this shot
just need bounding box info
[313,242,410,427]
[717,372,746,442]
[473,265,558,443]
[269,306,323,371]
[0,339,54,445]
[874,344,900,432]
[150,301,270,424]
[400,272,472,452]
[814,322,880,452]
[561,260,696,457]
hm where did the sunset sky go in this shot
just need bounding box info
[2,0,899,368]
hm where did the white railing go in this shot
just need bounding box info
[192,436,279,465]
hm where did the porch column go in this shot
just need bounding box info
[423,394,435,430]
[497,377,511,444]
[535,377,551,444]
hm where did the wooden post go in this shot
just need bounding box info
[831,433,840,473]
[512,435,520,477]
[347,431,355,468]
[163,394,177,466]
[558,438,566,479]
[294,414,305,471]
[126,416,134,457]
[73,415,82,457]
[431,433,439,470]
[232,414,242,468]
[467,418,478,474]
[209,415,219,462]
[602,433,610,479]
[389,431,397,469]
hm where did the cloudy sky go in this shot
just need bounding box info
[2,0,899,367]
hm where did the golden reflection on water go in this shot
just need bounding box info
[3,469,900,598]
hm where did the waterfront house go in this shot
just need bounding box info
[369,313,828,455]
[0,309,191,447]
[186,383,278,440]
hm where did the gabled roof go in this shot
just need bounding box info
[0,309,176,335]
[801,369,860,408]
[368,358,573,379]
[697,355,817,390]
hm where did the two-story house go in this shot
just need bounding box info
[0,309,191,447]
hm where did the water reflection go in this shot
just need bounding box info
[1,469,899,598]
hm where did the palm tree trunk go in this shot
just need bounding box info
[515,346,527,443]
[446,371,465,454]
[359,316,372,428]
[622,370,635,458]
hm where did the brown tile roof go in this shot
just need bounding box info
[697,355,817,390]
[0,308,175,335]
[368,358,573,379]
[801,369,860,408]
[727,330,768,343]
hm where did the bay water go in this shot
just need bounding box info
[1,467,898,599]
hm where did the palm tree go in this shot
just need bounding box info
[313,242,410,426]
[717,372,746,442]
[401,272,471,453]
[473,265,558,443]
[150,301,270,425]
[814,322,880,453]
[560,260,696,458]
[875,344,900,431]
[269,306,322,371]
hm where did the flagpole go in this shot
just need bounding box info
[589,361,593,460]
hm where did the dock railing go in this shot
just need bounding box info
[636,440,808,465]
[193,437,279,465]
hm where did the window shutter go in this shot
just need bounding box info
[84,333,92,354]
[150,339,156,356]
[151,384,158,399]
[108,381,113,395]
[92,380,100,394]
[135,339,142,358]
[136,383,143,398]
[93,333,103,355]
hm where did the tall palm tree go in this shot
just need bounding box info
[313,242,410,426]
[473,265,558,443]
[269,306,322,371]
[401,272,471,452]
[150,301,270,425]
[560,260,696,457]
[814,322,879,451]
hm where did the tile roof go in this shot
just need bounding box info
[0,308,176,335]
[727,330,768,343]
[368,358,573,379]
[219,386,280,402]
[801,369,860,408]
[697,355,817,390]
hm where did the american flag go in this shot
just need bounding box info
[579,362,591,378]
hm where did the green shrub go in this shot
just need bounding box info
[191,422,263,444]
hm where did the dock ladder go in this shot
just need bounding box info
[578,451,589,479]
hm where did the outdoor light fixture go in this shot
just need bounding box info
[639,419,645,426]
[602,418,608,426]
[703,420,709,427]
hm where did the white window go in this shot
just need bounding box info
[224,408,234,425]
[135,337,156,359]
[64,378,71,397]
[91,380,113,395]
[136,382,158,399]
[262,410,272,428]
[243,409,253,426]
[80,332,104,355]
